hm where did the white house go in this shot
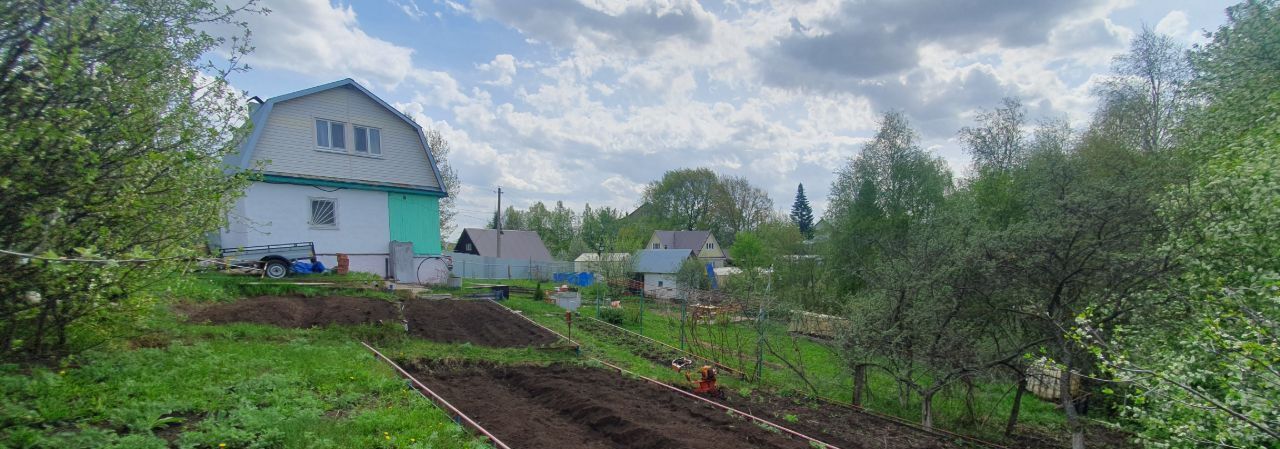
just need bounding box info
[632,249,694,300]
[219,79,449,280]
[647,230,728,268]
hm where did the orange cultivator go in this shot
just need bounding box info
[671,357,724,399]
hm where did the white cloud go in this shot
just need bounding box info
[478,54,518,86]
[1156,10,1191,39]
[388,0,427,20]
[220,0,416,88]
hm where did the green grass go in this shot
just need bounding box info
[498,289,1066,441]
[149,271,397,303]
[0,303,484,448]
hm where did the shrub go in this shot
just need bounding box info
[598,307,627,325]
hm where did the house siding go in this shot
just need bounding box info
[220,182,391,275]
[643,273,679,300]
[249,86,440,190]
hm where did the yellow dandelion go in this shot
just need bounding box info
[219,444,227,448]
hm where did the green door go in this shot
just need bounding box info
[387,193,442,255]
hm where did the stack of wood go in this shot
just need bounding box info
[786,310,848,339]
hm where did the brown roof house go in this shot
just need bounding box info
[647,230,728,268]
[454,228,553,262]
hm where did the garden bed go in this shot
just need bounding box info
[403,361,810,449]
[403,299,562,347]
[181,295,399,328]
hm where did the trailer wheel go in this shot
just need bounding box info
[264,260,289,279]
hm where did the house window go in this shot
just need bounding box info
[354,125,381,155]
[309,198,337,228]
[705,243,715,249]
[315,119,346,150]
[652,243,660,249]
[465,243,473,252]
[658,280,664,287]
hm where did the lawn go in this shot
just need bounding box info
[0,282,483,449]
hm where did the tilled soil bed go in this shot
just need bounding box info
[714,392,965,449]
[403,300,561,347]
[182,296,399,328]
[404,362,810,449]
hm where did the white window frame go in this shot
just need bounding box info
[308,197,338,229]
[352,124,382,157]
[705,242,715,249]
[315,118,347,152]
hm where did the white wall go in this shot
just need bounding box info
[643,273,680,300]
[221,182,390,275]
[251,86,440,190]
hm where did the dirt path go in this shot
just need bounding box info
[182,296,399,328]
[406,362,811,449]
[403,300,561,347]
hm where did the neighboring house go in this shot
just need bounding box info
[573,253,630,273]
[646,231,728,267]
[219,79,448,279]
[632,249,694,299]
[454,228,554,262]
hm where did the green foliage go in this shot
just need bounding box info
[533,282,547,302]
[0,1,258,360]
[1097,4,1280,444]
[729,232,769,269]
[598,307,627,326]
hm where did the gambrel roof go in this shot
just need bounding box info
[231,78,447,194]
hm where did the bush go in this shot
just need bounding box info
[598,307,627,325]
[533,282,546,302]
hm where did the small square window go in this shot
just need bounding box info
[652,243,660,249]
[658,281,664,287]
[310,198,337,228]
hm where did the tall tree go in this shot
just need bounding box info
[790,183,815,239]
[642,168,721,232]
[715,176,773,246]
[0,0,260,359]
[959,97,1028,173]
[1094,26,1190,153]
[425,130,461,240]
[1091,3,1280,445]
[826,111,951,293]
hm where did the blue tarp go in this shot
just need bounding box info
[291,260,326,274]
[553,272,595,287]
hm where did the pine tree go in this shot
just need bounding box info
[790,183,815,239]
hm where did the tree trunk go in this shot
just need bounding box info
[1006,374,1027,437]
[853,364,867,406]
[963,375,977,424]
[921,389,936,430]
[1060,364,1085,449]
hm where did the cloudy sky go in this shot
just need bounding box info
[216,0,1234,238]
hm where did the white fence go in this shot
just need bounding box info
[447,252,574,280]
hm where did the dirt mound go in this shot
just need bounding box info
[184,296,399,328]
[406,362,808,449]
[403,300,561,347]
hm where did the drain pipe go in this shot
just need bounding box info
[591,357,840,449]
[361,342,513,449]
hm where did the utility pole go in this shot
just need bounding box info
[495,186,503,258]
